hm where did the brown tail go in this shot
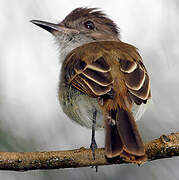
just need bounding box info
[105,105,146,164]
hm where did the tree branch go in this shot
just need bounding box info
[0,132,179,171]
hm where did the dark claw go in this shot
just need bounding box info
[90,139,98,160]
[90,138,98,172]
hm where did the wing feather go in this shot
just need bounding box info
[64,41,151,104]
[65,55,113,97]
[119,58,151,104]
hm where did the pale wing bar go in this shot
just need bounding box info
[119,59,151,104]
[65,56,113,97]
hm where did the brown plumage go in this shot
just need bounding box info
[61,7,119,35]
[63,41,151,163]
[31,7,151,165]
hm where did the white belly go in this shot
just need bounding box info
[74,95,104,129]
[59,85,149,130]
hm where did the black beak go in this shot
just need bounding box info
[30,20,79,35]
[30,20,62,33]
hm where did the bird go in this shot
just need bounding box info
[31,7,151,164]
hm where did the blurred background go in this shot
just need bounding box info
[0,0,179,179]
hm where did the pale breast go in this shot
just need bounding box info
[59,84,104,129]
[59,82,148,130]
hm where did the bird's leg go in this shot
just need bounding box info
[90,110,97,159]
[90,110,98,172]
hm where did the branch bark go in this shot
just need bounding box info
[0,132,179,171]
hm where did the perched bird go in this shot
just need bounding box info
[31,7,151,164]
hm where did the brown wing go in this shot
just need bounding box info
[64,41,151,104]
[119,55,151,105]
[64,53,113,97]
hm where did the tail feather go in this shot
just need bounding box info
[116,106,145,156]
[105,105,146,163]
[105,116,123,157]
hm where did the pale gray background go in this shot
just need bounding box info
[0,0,179,180]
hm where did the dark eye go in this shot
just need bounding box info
[84,21,95,30]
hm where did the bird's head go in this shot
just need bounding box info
[31,7,120,59]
